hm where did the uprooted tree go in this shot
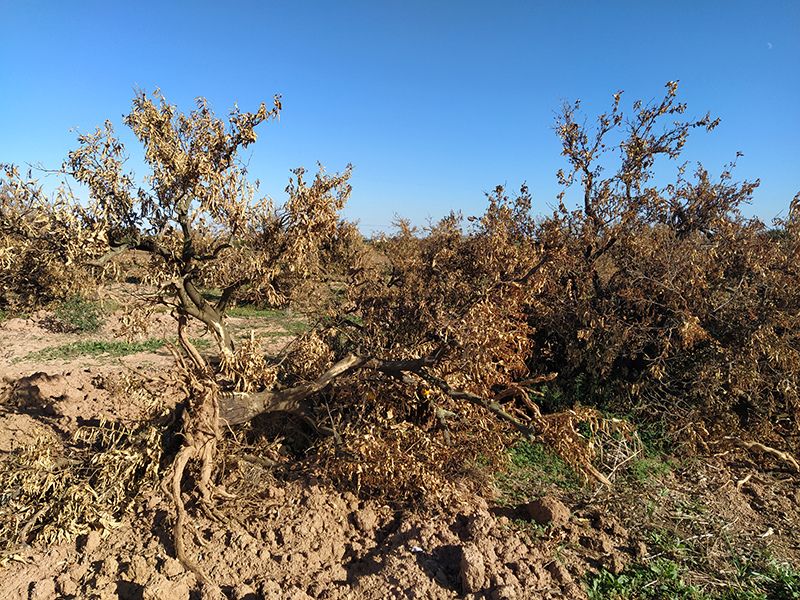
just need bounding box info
[61,91,369,580]
[52,89,626,581]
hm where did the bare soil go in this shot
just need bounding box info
[1,311,798,600]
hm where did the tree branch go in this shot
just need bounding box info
[217,354,366,425]
[86,242,134,267]
[417,371,537,439]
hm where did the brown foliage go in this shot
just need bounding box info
[204,165,358,311]
[3,84,799,572]
[0,166,105,309]
[530,82,800,442]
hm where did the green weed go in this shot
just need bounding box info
[587,559,704,599]
[629,456,673,484]
[51,296,104,333]
[495,440,581,503]
[586,556,800,599]
[721,558,800,600]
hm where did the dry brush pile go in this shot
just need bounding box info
[1,83,798,586]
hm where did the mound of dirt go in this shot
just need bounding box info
[0,476,641,600]
[3,370,113,428]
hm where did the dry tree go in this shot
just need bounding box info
[532,81,800,445]
[63,90,361,582]
[59,90,621,580]
[8,82,795,585]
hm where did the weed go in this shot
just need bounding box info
[586,557,800,599]
[98,298,123,313]
[49,296,105,333]
[586,559,704,599]
[200,288,223,302]
[637,420,675,456]
[495,440,581,504]
[629,456,673,484]
[647,528,691,559]
[509,518,549,540]
[0,309,30,323]
[721,557,800,600]
[536,385,571,413]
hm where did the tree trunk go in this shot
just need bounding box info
[217,354,365,425]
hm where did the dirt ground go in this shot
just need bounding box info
[1,310,798,600]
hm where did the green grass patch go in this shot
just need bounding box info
[587,559,704,599]
[281,320,310,335]
[721,559,800,600]
[494,440,582,504]
[629,456,674,484]
[20,337,211,362]
[51,296,105,333]
[200,288,223,302]
[227,306,290,319]
[24,340,167,361]
[586,557,800,600]
[98,298,123,314]
[227,305,310,335]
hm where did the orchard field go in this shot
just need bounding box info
[1,84,799,599]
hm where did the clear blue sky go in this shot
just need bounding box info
[1,1,798,233]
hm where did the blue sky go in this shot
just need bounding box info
[1,1,798,233]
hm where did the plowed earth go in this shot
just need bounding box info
[1,311,798,600]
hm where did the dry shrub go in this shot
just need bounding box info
[310,377,512,505]
[0,165,105,309]
[304,84,799,501]
[0,369,171,553]
[536,406,641,485]
[302,187,616,502]
[349,186,543,398]
[5,84,798,560]
[219,334,279,393]
[202,165,360,312]
[281,331,336,381]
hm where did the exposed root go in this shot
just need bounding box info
[165,315,228,585]
[170,444,206,583]
[728,437,800,472]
